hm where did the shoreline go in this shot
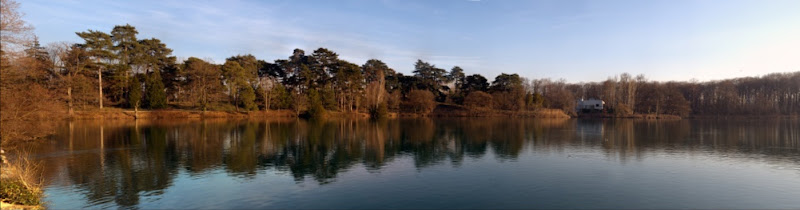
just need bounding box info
[64,107,572,120]
[69,109,298,120]
[9,108,798,122]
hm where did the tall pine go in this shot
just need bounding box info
[145,71,167,109]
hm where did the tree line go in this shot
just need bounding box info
[2,21,799,119]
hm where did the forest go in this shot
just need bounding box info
[2,1,799,124]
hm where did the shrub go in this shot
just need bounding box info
[369,103,389,119]
[0,179,41,206]
[0,150,43,206]
[492,89,525,111]
[613,102,633,116]
[404,89,436,114]
[464,91,494,109]
[386,91,402,111]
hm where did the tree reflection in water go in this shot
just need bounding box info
[24,118,800,208]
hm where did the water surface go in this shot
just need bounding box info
[25,118,800,209]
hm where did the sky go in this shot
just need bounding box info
[19,0,800,83]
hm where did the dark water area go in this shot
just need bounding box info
[21,118,800,209]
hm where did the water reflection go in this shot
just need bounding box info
[28,118,800,208]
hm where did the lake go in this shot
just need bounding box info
[21,118,800,209]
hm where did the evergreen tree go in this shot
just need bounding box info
[128,75,142,109]
[448,66,465,90]
[76,29,114,109]
[239,84,257,111]
[305,89,326,119]
[462,74,489,93]
[320,86,337,110]
[145,71,167,109]
[412,59,448,93]
[270,83,291,109]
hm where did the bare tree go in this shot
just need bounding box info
[0,0,34,54]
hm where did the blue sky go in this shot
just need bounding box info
[20,0,800,82]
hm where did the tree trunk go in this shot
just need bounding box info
[263,80,271,112]
[98,66,103,109]
[234,93,239,112]
[68,86,74,116]
[201,78,207,112]
[265,89,271,112]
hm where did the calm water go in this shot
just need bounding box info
[22,118,800,209]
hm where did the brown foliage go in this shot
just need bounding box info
[491,90,524,111]
[0,80,64,146]
[386,91,402,111]
[544,88,576,114]
[464,91,493,109]
[403,89,436,114]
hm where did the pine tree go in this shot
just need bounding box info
[145,71,167,109]
[306,89,326,118]
[128,75,142,109]
[128,75,142,117]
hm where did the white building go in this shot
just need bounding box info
[576,99,604,112]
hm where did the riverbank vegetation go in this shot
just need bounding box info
[0,149,42,208]
[3,0,800,124]
[2,0,800,124]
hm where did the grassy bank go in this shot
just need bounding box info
[0,150,43,210]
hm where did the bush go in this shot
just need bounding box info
[0,152,43,207]
[543,88,575,114]
[0,179,41,206]
[464,91,494,109]
[492,89,525,111]
[369,103,389,119]
[613,102,633,116]
[404,89,436,114]
[526,93,544,110]
[387,91,402,111]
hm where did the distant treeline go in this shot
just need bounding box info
[2,23,799,120]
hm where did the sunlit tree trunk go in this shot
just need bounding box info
[67,86,74,116]
[98,66,103,109]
